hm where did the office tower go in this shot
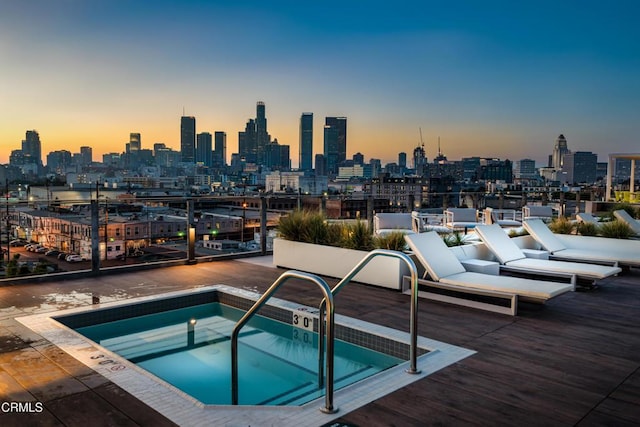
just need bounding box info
[325,117,347,168]
[181,116,196,163]
[22,130,42,167]
[315,154,326,176]
[353,152,364,165]
[256,101,269,165]
[46,150,72,174]
[265,139,291,171]
[515,159,537,179]
[398,152,407,169]
[552,134,569,169]
[196,132,213,167]
[413,144,426,175]
[239,119,257,163]
[299,113,313,171]
[214,131,227,167]
[129,133,141,151]
[562,151,597,184]
[80,146,92,165]
[153,143,166,156]
[324,125,339,174]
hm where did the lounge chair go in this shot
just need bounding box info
[522,205,554,222]
[576,213,600,224]
[523,218,640,267]
[404,232,575,315]
[475,224,621,284]
[613,210,640,235]
[444,208,479,231]
[483,207,522,227]
[373,213,415,237]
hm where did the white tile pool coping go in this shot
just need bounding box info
[16,285,475,427]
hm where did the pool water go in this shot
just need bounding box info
[74,303,403,405]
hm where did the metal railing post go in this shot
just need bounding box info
[231,270,338,413]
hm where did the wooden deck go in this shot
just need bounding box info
[1,258,639,426]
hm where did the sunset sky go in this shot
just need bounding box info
[1,1,639,167]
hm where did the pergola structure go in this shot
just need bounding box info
[606,153,640,201]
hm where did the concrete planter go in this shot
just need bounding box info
[272,238,409,290]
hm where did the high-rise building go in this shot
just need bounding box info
[299,113,313,171]
[562,151,597,184]
[196,132,213,167]
[46,150,72,175]
[353,152,364,166]
[80,146,92,165]
[265,139,291,171]
[239,119,257,163]
[324,117,347,170]
[514,158,538,179]
[413,144,426,176]
[398,152,407,169]
[22,130,42,167]
[180,116,196,163]
[214,131,227,167]
[129,133,141,152]
[324,125,339,175]
[551,134,569,169]
[256,101,269,165]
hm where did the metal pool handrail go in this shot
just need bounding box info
[318,249,421,379]
[230,270,338,414]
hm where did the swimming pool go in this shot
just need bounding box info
[68,302,403,405]
[18,285,475,426]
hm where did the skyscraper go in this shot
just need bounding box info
[22,130,42,167]
[239,119,257,163]
[196,132,213,167]
[214,131,227,167]
[256,101,269,165]
[129,133,141,152]
[324,125,339,174]
[324,117,347,170]
[299,113,313,171]
[181,116,196,163]
[552,134,569,169]
[80,146,92,165]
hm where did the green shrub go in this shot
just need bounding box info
[442,231,465,247]
[324,222,344,247]
[508,228,529,237]
[301,211,329,244]
[373,231,408,251]
[576,221,599,236]
[276,210,309,242]
[599,220,635,239]
[341,220,374,251]
[548,216,575,234]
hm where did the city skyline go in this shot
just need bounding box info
[1,1,639,166]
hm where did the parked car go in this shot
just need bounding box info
[35,246,48,253]
[65,254,83,262]
[10,239,26,247]
[25,244,36,251]
[45,250,60,257]
[57,252,68,260]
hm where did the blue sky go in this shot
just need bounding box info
[1,1,638,166]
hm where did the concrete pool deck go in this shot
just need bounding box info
[1,256,640,426]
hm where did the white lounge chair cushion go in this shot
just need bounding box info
[576,213,599,224]
[523,219,567,253]
[475,224,526,264]
[404,232,467,281]
[439,272,574,300]
[548,248,633,265]
[505,258,621,280]
[613,210,640,235]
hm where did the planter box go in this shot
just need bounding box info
[272,238,410,290]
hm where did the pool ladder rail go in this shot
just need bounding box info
[230,249,420,414]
